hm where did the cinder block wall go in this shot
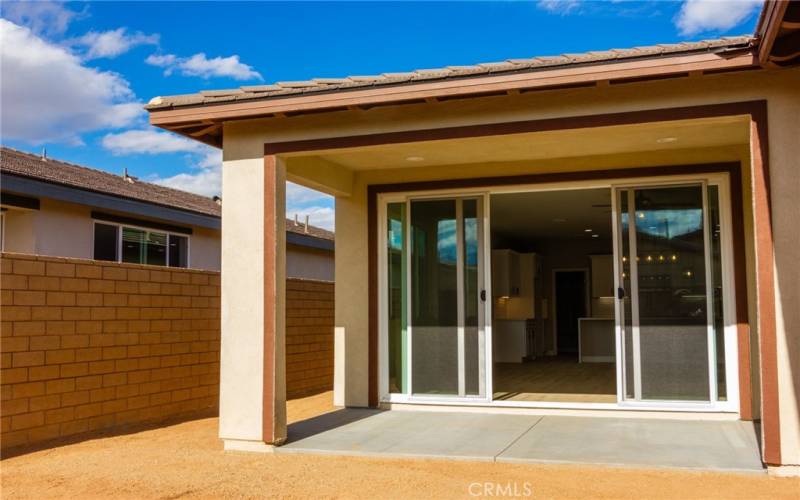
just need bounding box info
[285,278,334,399]
[0,253,221,451]
[1,253,335,452]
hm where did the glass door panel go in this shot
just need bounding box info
[617,184,713,402]
[410,199,459,395]
[393,196,487,398]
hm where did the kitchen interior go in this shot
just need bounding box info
[490,188,617,403]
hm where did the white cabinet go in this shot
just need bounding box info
[590,254,614,298]
[492,249,520,297]
[492,250,538,320]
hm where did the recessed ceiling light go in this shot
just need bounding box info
[405,156,425,162]
[656,137,678,144]
[584,229,593,232]
[591,234,599,238]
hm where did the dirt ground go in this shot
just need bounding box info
[1,391,797,500]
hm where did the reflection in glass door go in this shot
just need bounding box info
[616,184,721,402]
[386,196,486,399]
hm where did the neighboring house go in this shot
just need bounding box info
[0,147,333,279]
[145,1,799,473]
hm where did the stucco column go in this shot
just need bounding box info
[219,152,286,451]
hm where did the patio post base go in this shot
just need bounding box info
[223,439,277,453]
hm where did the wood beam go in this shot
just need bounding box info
[189,123,222,137]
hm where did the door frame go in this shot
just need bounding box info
[378,192,494,404]
[610,180,737,410]
[377,169,739,413]
[551,268,590,357]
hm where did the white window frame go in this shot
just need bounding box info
[92,220,191,268]
[379,192,494,405]
[377,171,739,414]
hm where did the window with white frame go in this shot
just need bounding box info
[93,222,189,268]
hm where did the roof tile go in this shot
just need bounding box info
[0,147,335,241]
[145,35,754,111]
[1,146,221,217]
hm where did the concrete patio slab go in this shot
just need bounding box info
[497,416,764,472]
[278,409,764,473]
[279,409,539,461]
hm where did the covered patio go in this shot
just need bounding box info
[144,14,800,474]
[280,407,764,472]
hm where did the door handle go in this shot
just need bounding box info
[617,287,626,300]
[480,290,486,302]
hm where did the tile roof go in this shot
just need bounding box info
[1,146,221,217]
[146,36,754,110]
[285,218,334,241]
[0,146,334,241]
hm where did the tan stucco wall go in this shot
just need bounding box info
[223,68,800,463]
[2,209,36,254]
[287,245,334,282]
[219,148,267,444]
[190,226,222,271]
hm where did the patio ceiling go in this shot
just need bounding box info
[310,116,750,171]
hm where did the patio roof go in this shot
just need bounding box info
[146,35,759,147]
[146,36,753,111]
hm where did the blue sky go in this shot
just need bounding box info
[0,1,763,229]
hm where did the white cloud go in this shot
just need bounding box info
[145,52,262,81]
[286,203,335,231]
[103,129,334,228]
[675,0,762,35]
[1,1,80,36]
[144,53,176,67]
[102,128,221,196]
[536,0,581,14]
[72,28,159,59]
[286,183,335,230]
[102,128,206,156]
[153,164,222,198]
[0,19,143,144]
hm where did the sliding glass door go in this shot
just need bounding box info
[615,183,724,404]
[385,195,488,400]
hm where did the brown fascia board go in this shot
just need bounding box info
[148,51,758,131]
[756,0,790,64]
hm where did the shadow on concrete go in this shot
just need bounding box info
[285,408,383,443]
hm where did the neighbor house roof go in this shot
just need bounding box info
[145,36,754,111]
[0,146,334,241]
[1,146,221,217]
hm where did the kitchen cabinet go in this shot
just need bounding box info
[492,249,521,297]
[590,254,614,298]
[492,250,539,320]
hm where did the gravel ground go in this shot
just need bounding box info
[1,391,798,499]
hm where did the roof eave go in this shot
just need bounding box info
[147,48,759,146]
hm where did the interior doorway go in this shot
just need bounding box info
[490,188,616,403]
[553,270,588,356]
